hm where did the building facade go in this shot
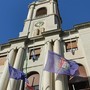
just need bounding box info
[0,0,90,90]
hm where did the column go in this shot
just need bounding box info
[54,39,65,90]
[43,41,52,90]
[27,4,34,20]
[0,49,16,90]
[50,0,54,14]
[19,80,24,90]
[7,47,25,90]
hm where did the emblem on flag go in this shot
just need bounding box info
[44,50,79,76]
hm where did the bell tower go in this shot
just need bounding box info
[19,0,61,37]
[19,0,64,90]
[1,0,90,90]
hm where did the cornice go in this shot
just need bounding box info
[0,52,7,56]
[0,43,10,48]
[24,14,58,22]
[63,29,77,33]
[30,35,44,41]
[61,29,78,37]
[8,36,28,43]
[74,22,90,30]
[0,36,28,51]
[34,0,50,6]
[42,29,61,36]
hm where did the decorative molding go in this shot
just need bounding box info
[62,37,79,42]
[30,35,44,41]
[42,29,61,36]
[9,36,27,43]
[0,43,10,47]
[74,22,90,30]
[0,52,7,56]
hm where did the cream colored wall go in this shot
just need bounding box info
[1,0,90,89]
[0,46,9,75]
[62,28,90,78]
[20,0,58,37]
[63,32,84,60]
[79,27,90,76]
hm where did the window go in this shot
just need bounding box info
[68,64,90,90]
[26,71,39,90]
[36,29,40,35]
[65,40,78,52]
[29,48,41,60]
[36,7,47,17]
[0,56,6,65]
[33,28,45,37]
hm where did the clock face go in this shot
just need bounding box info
[35,21,44,27]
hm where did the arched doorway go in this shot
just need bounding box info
[26,71,40,90]
[68,64,90,90]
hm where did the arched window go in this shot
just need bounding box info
[68,64,90,90]
[36,7,47,17]
[26,71,40,90]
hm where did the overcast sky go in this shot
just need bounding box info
[0,0,90,44]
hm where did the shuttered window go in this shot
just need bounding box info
[36,7,47,17]
[65,40,78,52]
[30,48,41,60]
[0,56,6,65]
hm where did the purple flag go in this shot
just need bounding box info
[8,63,28,82]
[44,51,79,76]
[8,63,34,90]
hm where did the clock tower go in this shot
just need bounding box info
[19,0,64,90]
[19,0,61,38]
[0,0,90,90]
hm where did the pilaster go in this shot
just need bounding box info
[7,47,25,90]
[43,41,53,90]
[53,39,65,90]
[0,49,16,90]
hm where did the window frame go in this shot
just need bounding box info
[29,48,41,61]
[65,39,78,52]
[36,7,47,17]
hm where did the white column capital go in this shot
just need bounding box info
[7,48,15,53]
[50,0,56,3]
[17,46,25,50]
[53,39,61,42]
[45,39,53,45]
[28,3,35,9]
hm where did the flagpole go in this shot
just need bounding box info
[25,47,28,77]
[22,79,25,90]
[32,39,36,60]
[72,84,75,90]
